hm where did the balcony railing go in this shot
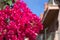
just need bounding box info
[48,0,60,5]
[48,0,53,4]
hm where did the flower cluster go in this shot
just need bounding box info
[0,0,43,40]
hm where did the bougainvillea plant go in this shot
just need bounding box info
[0,0,43,40]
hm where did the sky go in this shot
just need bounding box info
[24,0,48,16]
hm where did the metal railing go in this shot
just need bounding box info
[43,28,60,40]
[48,0,53,4]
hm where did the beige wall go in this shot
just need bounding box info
[58,9,60,40]
[54,9,60,40]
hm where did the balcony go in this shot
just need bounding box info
[41,1,60,40]
[42,3,59,28]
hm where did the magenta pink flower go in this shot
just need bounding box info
[0,0,43,40]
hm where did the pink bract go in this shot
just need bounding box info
[0,0,43,40]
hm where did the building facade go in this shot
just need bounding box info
[41,0,60,40]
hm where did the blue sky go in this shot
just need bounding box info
[24,0,48,16]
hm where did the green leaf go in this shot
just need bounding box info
[3,0,6,1]
[6,0,12,6]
